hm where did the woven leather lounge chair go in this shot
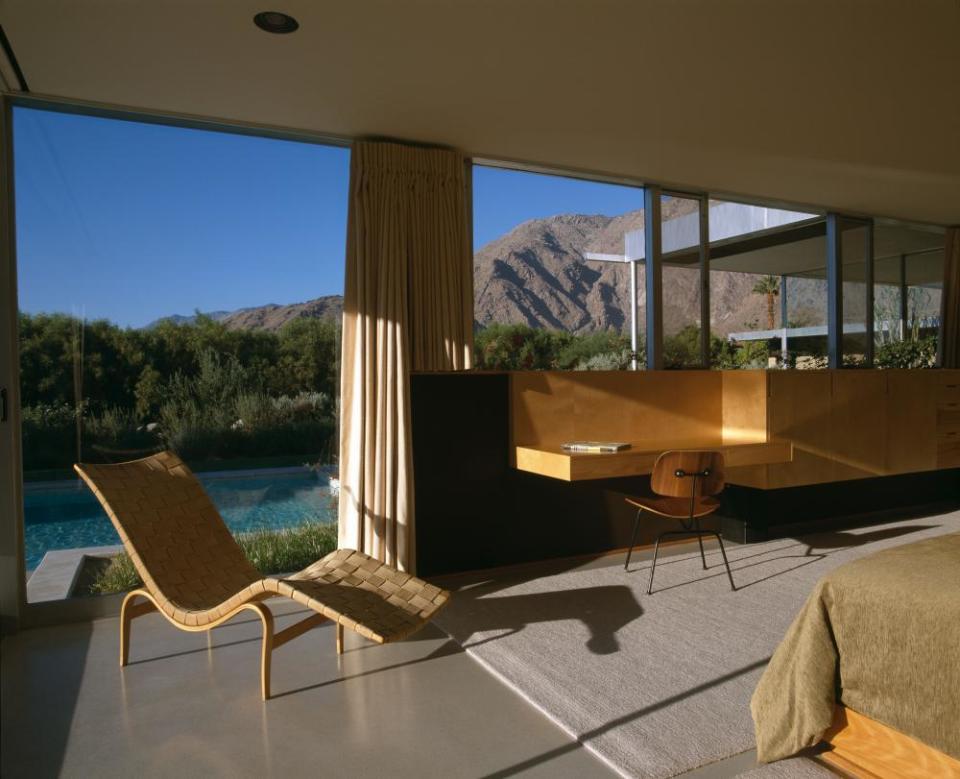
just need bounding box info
[623,450,736,594]
[75,451,450,699]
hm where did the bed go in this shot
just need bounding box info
[751,532,960,777]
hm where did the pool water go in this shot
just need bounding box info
[24,470,335,571]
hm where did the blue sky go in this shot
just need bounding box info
[14,107,642,328]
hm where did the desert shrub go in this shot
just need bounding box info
[663,325,703,368]
[556,331,632,369]
[475,324,638,371]
[240,522,338,575]
[875,336,937,369]
[730,340,770,369]
[87,551,141,595]
[576,348,634,371]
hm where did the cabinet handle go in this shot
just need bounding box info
[0,387,6,422]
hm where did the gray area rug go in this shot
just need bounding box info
[436,512,960,778]
[738,755,835,778]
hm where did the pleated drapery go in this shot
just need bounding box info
[940,227,960,369]
[338,141,473,572]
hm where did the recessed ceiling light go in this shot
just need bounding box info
[253,11,299,34]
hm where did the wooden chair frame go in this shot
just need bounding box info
[623,450,736,594]
[120,589,344,700]
[76,452,450,700]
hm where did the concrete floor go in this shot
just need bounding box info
[1,598,618,778]
[1,541,831,779]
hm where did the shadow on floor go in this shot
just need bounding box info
[427,584,643,655]
[641,523,940,594]
[272,623,465,699]
[798,524,938,555]
[1,621,93,777]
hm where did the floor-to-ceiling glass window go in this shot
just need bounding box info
[839,217,872,366]
[660,194,704,369]
[872,222,945,368]
[706,200,822,368]
[13,106,349,601]
[472,164,645,370]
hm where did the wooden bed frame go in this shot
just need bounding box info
[820,706,960,778]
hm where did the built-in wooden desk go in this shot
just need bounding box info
[514,440,794,481]
[410,370,960,577]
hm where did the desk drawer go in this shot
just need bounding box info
[938,438,960,468]
[937,408,960,432]
[939,378,960,403]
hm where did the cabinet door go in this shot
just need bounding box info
[766,371,834,488]
[886,370,937,474]
[831,371,888,481]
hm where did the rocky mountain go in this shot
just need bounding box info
[219,295,343,331]
[151,207,833,339]
[149,296,343,332]
[474,203,829,337]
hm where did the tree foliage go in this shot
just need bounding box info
[474,323,770,371]
[19,312,340,414]
[18,313,340,471]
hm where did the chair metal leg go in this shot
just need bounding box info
[647,534,663,595]
[624,509,643,571]
[695,518,707,569]
[711,532,736,591]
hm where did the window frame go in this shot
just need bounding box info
[0,94,350,629]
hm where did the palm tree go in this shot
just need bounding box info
[752,275,780,330]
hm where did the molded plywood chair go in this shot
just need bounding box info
[74,451,450,700]
[623,450,735,594]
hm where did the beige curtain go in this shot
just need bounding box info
[339,141,473,572]
[941,227,960,368]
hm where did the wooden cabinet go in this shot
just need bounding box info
[831,371,888,481]
[766,371,833,489]
[937,372,960,468]
[509,369,958,489]
[886,370,938,474]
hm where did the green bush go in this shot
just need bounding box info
[875,336,937,369]
[474,322,777,372]
[18,313,342,473]
[87,522,339,595]
[157,351,334,461]
[474,324,637,370]
[576,348,634,371]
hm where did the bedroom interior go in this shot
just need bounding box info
[1,2,959,778]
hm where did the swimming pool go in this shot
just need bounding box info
[24,469,336,571]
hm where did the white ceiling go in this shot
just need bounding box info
[1,0,959,224]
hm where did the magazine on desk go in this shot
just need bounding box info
[561,441,632,454]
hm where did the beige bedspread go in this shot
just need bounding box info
[751,532,960,763]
